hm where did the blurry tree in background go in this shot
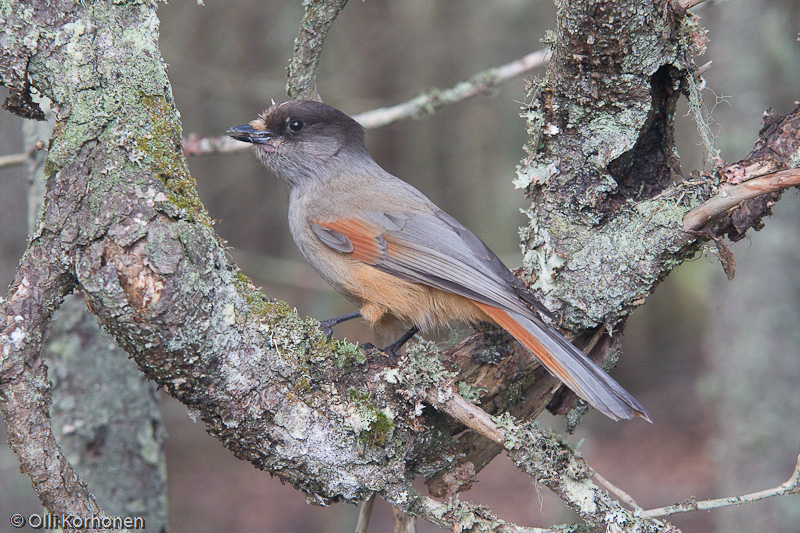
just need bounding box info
[700,5,800,533]
[1,1,799,532]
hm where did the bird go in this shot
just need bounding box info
[227,99,650,422]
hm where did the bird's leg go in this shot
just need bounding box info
[319,310,362,338]
[382,325,421,362]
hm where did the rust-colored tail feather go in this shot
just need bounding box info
[474,302,651,422]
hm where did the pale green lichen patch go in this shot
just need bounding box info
[541,193,700,329]
[274,398,313,440]
[519,206,568,294]
[456,382,486,405]
[445,500,507,531]
[582,100,649,168]
[232,271,283,321]
[788,146,800,168]
[231,271,366,391]
[347,388,395,446]
[385,340,455,397]
[513,160,559,189]
[562,475,599,515]
[332,339,366,369]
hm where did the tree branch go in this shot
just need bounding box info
[353,493,376,533]
[422,387,504,445]
[504,421,677,532]
[3,0,799,531]
[352,49,549,129]
[178,48,550,157]
[681,103,800,241]
[0,151,29,168]
[382,481,551,533]
[642,450,800,518]
[286,0,349,101]
[2,48,548,162]
[682,168,800,232]
[1,0,425,515]
[678,0,710,10]
[0,242,97,518]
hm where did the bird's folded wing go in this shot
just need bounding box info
[311,210,548,321]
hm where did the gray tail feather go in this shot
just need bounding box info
[509,310,651,422]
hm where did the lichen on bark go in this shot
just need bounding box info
[516,0,700,330]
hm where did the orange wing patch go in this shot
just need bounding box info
[313,218,388,264]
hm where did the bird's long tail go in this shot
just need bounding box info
[474,302,651,422]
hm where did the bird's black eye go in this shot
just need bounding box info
[288,119,304,133]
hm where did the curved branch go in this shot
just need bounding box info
[3,1,798,531]
[0,0,422,513]
[504,419,676,532]
[681,104,800,241]
[0,242,94,516]
[286,0,349,101]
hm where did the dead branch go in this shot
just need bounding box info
[353,49,549,128]
[2,1,799,532]
[682,103,800,242]
[0,242,104,521]
[642,450,800,518]
[682,168,800,232]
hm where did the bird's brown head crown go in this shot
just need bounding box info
[227,100,368,186]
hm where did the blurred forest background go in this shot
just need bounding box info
[1,0,799,531]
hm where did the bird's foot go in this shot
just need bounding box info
[319,310,362,339]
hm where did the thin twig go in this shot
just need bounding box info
[391,506,416,533]
[504,419,677,532]
[678,0,709,9]
[354,494,376,533]
[0,151,30,168]
[682,168,800,232]
[182,134,249,157]
[353,49,549,129]
[0,33,548,166]
[383,484,552,533]
[642,450,800,518]
[593,471,642,511]
[169,48,551,157]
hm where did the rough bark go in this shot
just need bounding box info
[0,0,418,520]
[1,0,799,531]
[26,113,169,530]
[426,0,800,503]
[518,0,689,332]
[512,1,799,415]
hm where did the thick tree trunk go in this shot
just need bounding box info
[1,0,798,531]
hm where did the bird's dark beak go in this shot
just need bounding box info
[226,124,274,145]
